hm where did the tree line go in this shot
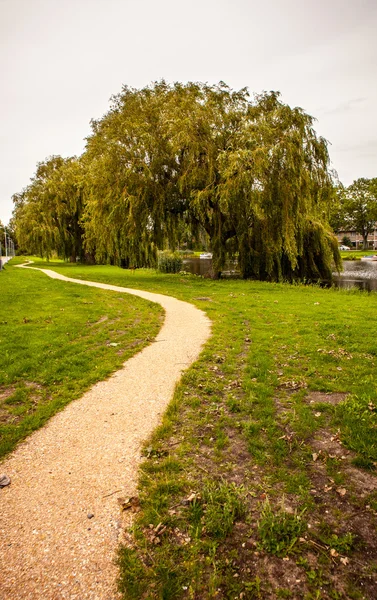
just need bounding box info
[12,80,355,280]
[331,178,377,249]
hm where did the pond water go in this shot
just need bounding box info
[183,257,377,291]
[183,257,235,277]
[333,259,377,292]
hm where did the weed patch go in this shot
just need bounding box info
[257,499,307,556]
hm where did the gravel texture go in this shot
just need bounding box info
[0,268,211,599]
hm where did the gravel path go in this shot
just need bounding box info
[0,268,211,599]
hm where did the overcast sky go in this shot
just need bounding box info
[1,0,376,225]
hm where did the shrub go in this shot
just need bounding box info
[157,251,183,273]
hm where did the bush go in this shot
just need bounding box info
[157,252,183,273]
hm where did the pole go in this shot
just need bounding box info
[5,231,7,257]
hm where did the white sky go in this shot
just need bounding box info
[1,0,376,224]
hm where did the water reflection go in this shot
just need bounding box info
[183,257,377,291]
[333,259,377,291]
[183,257,239,277]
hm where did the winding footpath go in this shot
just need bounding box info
[0,267,211,599]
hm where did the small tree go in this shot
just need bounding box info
[341,236,352,248]
[337,179,377,250]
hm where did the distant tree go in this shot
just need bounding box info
[13,156,85,260]
[341,235,352,248]
[336,179,377,249]
[329,184,347,232]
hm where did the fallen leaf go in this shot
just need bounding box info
[330,548,339,557]
[336,487,347,496]
[340,557,349,566]
[312,453,318,462]
[314,412,322,418]
[118,496,140,511]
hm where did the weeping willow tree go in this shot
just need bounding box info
[81,81,340,280]
[215,91,341,280]
[82,81,186,267]
[14,81,340,280]
[82,81,250,268]
[13,156,85,261]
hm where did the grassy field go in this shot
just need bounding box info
[3,258,377,599]
[0,261,163,458]
[340,250,377,260]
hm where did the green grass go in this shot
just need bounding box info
[3,257,377,599]
[340,249,377,260]
[257,499,307,556]
[0,261,163,457]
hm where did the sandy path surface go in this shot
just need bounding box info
[0,268,211,599]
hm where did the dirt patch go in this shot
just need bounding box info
[0,385,16,402]
[255,555,310,599]
[24,381,43,390]
[0,408,18,424]
[305,391,348,406]
[0,382,47,424]
[91,315,109,325]
[344,465,377,497]
[311,428,354,460]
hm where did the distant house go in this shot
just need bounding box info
[335,226,377,249]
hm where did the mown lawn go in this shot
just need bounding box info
[0,261,163,458]
[340,250,377,260]
[4,258,377,599]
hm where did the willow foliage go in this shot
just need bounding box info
[13,156,85,261]
[81,81,339,280]
[12,81,340,280]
